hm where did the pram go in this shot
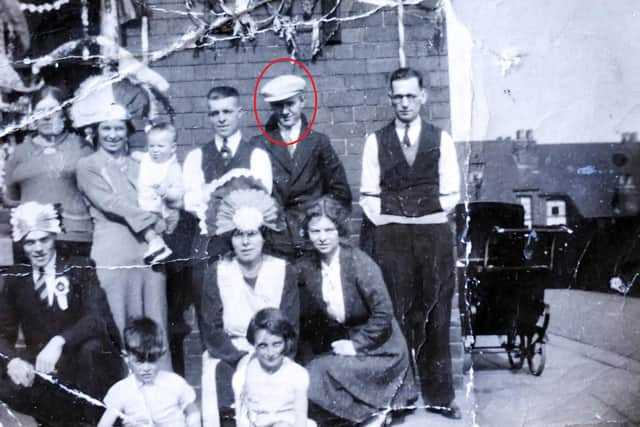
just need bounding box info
[455,202,566,376]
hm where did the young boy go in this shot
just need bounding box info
[136,122,184,264]
[98,317,201,427]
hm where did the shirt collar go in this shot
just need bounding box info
[394,117,422,146]
[215,130,242,152]
[279,120,302,143]
[33,252,57,277]
[321,246,341,270]
[395,116,421,132]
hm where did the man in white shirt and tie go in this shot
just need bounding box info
[183,86,272,225]
[180,85,273,345]
[0,201,123,426]
[359,67,462,419]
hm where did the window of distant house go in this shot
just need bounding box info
[546,200,567,225]
[518,196,533,228]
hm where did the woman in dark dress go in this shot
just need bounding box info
[200,177,300,427]
[297,196,417,427]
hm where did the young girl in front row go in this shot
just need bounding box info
[98,317,201,427]
[232,308,316,427]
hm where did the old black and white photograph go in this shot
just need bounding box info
[0,0,638,426]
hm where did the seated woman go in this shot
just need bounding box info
[297,196,417,427]
[200,177,300,427]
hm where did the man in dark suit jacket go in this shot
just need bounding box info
[0,202,123,426]
[251,74,352,258]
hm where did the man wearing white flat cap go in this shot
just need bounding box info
[0,202,123,426]
[251,74,351,259]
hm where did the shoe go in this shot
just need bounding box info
[427,404,462,420]
[144,238,173,265]
[610,276,630,294]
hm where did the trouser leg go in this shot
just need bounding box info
[57,338,125,423]
[142,265,172,371]
[165,261,192,376]
[414,223,456,407]
[212,360,236,427]
[97,266,132,337]
[0,354,107,425]
[373,224,421,349]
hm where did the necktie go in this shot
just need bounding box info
[402,124,411,147]
[34,267,47,300]
[220,138,232,163]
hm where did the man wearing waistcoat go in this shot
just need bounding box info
[250,74,351,259]
[359,67,461,419]
[0,202,123,426]
[178,86,272,368]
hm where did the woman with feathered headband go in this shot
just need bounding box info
[199,176,300,427]
[74,89,172,370]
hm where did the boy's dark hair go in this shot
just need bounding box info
[247,308,296,353]
[389,67,427,90]
[147,121,176,138]
[207,86,240,101]
[123,317,166,362]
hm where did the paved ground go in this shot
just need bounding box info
[545,289,640,362]
[470,334,640,427]
[2,333,639,426]
[387,332,640,427]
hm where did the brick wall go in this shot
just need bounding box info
[124,0,461,390]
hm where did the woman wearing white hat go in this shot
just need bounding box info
[74,94,171,370]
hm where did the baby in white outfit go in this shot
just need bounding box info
[135,123,184,264]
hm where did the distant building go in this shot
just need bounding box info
[456,136,640,296]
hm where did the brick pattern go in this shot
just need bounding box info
[124,0,460,392]
[125,2,451,198]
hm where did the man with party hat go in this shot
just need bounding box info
[250,74,351,259]
[0,202,123,426]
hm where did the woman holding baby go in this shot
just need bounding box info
[73,91,174,370]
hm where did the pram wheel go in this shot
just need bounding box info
[527,333,546,376]
[507,334,525,370]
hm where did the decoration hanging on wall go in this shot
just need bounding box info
[0,0,42,94]
[186,0,346,59]
[19,0,71,14]
[1,0,30,49]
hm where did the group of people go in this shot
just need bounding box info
[0,65,461,427]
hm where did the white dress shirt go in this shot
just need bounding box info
[280,121,302,154]
[182,130,273,220]
[320,248,346,324]
[360,116,461,226]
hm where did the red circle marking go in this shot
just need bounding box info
[252,57,318,147]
